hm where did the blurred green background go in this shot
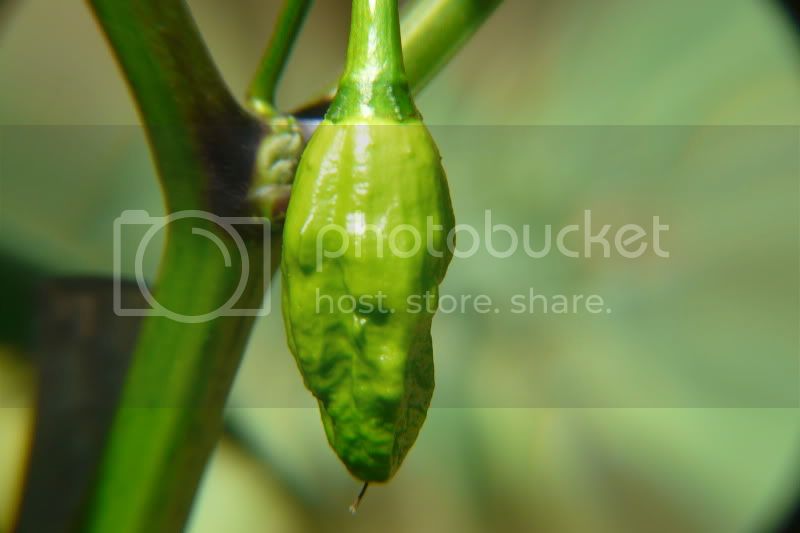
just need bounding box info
[1,1,799,532]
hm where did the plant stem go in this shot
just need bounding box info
[84,1,270,532]
[82,233,278,533]
[89,0,262,214]
[247,0,314,118]
[401,0,503,95]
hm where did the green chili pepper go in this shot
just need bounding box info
[281,0,455,486]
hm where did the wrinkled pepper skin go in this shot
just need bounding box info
[281,118,454,482]
[281,0,454,485]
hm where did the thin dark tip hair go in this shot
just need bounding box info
[349,482,370,514]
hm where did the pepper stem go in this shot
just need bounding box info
[342,0,406,87]
[327,0,418,122]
